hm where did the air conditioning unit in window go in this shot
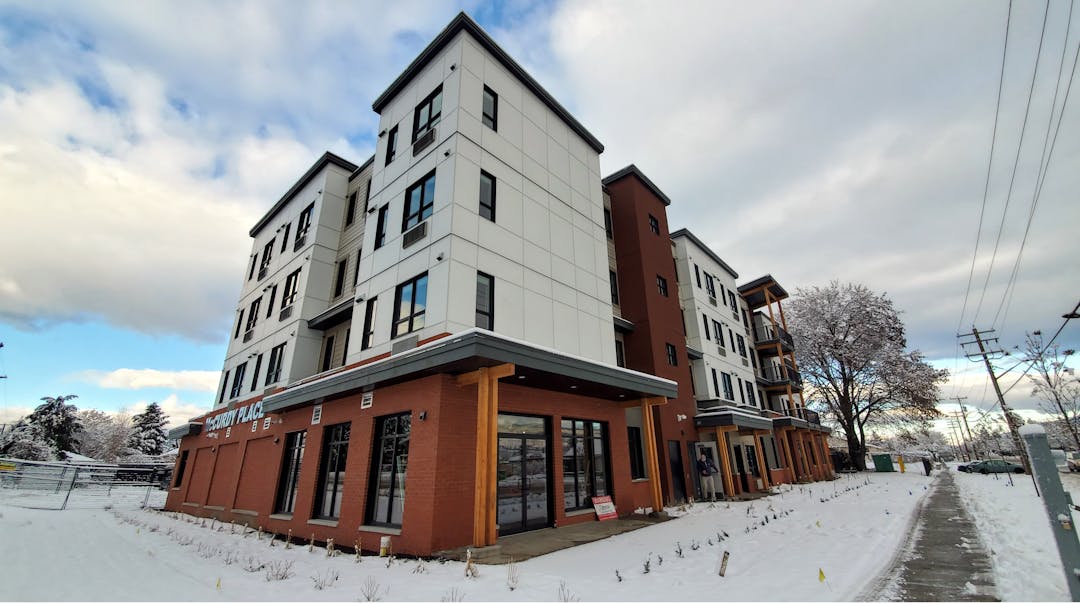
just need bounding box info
[732,310,739,321]
[293,234,306,252]
[708,296,717,307]
[402,221,427,249]
[741,357,749,367]
[258,266,268,280]
[717,346,727,357]
[243,329,254,343]
[279,305,293,321]
[413,127,437,156]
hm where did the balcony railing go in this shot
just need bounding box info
[752,320,794,350]
[759,364,802,388]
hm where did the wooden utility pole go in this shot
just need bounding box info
[960,327,1032,475]
[953,397,980,459]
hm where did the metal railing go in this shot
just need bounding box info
[752,320,794,349]
[0,459,170,510]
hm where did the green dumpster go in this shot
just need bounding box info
[872,454,895,472]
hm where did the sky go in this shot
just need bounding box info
[0,0,1077,434]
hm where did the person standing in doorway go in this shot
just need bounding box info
[697,451,720,501]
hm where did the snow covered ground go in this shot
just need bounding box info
[0,471,935,602]
[951,464,1080,602]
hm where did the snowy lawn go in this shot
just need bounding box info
[952,465,1080,601]
[0,471,933,601]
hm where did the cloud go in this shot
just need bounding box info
[138,394,210,428]
[76,368,219,392]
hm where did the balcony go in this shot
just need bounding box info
[752,319,794,352]
[758,363,802,389]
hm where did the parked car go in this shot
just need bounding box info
[1067,451,1080,473]
[966,459,1024,474]
[957,460,983,473]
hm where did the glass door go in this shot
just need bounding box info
[497,414,549,535]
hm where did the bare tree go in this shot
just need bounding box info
[1020,332,1079,450]
[788,282,947,470]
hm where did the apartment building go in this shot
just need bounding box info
[167,13,675,558]
[166,12,831,558]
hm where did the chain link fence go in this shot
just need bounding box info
[0,459,170,510]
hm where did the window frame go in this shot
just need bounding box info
[250,353,263,392]
[482,85,498,131]
[273,430,306,515]
[229,362,247,399]
[721,372,735,401]
[374,203,389,250]
[609,270,620,305]
[561,418,611,511]
[665,343,677,366]
[627,426,647,480]
[391,273,428,338]
[296,203,314,247]
[345,191,358,227]
[366,412,412,527]
[361,297,378,350]
[475,271,494,330]
[479,170,496,222]
[266,343,286,385]
[401,170,436,232]
[656,275,668,297]
[281,269,301,309]
[411,85,443,142]
[332,259,348,298]
[648,214,660,235]
[385,125,398,165]
[320,335,335,372]
[312,422,351,521]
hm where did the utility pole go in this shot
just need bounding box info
[951,413,973,459]
[960,327,1032,475]
[947,420,969,461]
[954,397,979,459]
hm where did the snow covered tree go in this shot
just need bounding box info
[27,395,82,455]
[788,282,948,470]
[75,410,133,462]
[128,402,169,456]
[0,419,54,460]
[1021,332,1079,450]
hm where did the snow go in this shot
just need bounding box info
[0,471,935,601]
[1019,423,1046,437]
[952,464,1080,601]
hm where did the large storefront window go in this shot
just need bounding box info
[367,412,411,527]
[313,423,350,520]
[273,430,306,514]
[561,419,610,511]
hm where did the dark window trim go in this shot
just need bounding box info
[476,271,494,330]
[250,353,263,392]
[561,418,611,510]
[374,204,389,250]
[479,170,496,222]
[482,85,498,131]
[401,170,436,232]
[312,422,351,521]
[320,335,336,372]
[345,192,358,226]
[333,259,348,298]
[366,412,412,527]
[412,85,443,142]
[627,426,646,480]
[385,125,399,166]
[391,273,428,338]
[273,430,306,514]
[361,297,378,350]
[665,343,677,366]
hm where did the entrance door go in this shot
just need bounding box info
[667,440,687,503]
[733,447,750,493]
[497,415,549,535]
[691,441,720,499]
[744,445,760,490]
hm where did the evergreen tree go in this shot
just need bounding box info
[0,419,54,460]
[128,402,169,456]
[27,395,82,455]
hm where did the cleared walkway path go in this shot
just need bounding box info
[860,471,998,601]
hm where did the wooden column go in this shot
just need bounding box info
[715,425,737,497]
[639,397,667,513]
[778,428,796,481]
[752,430,770,490]
[794,429,810,481]
[456,363,515,547]
[805,431,822,480]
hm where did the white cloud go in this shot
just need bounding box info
[76,369,219,392]
[138,394,210,428]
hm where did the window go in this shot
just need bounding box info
[274,431,306,514]
[402,170,436,231]
[392,273,428,337]
[345,192,358,226]
[266,285,277,318]
[713,320,725,347]
[218,370,230,404]
[666,343,677,366]
[320,335,335,372]
[737,376,746,403]
[479,170,496,222]
[657,275,668,297]
[702,314,710,340]
[266,343,285,385]
[648,214,660,235]
[604,208,613,239]
[609,270,620,305]
[482,85,498,130]
[230,362,247,399]
[361,297,378,350]
[250,354,263,392]
[736,334,747,357]
[280,223,290,253]
[711,368,720,398]
[614,339,626,367]
[313,423,351,520]
[248,255,257,281]
[341,329,350,367]
[562,419,609,510]
[333,259,348,298]
[282,269,301,309]
[721,372,734,401]
[246,298,261,331]
[385,125,398,165]
[746,380,757,407]
[173,450,189,488]
[729,290,738,312]
[627,426,646,480]
[367,412,411,527]
[695,264,702,288]
[412,85,442,142]
[374,204,389,249]
[353,248,362,286]
[233,310,244,339]
[475,272,494,330]
[295,203,314,250]
[261,239,275,270]
[365,179,372,211]
[705,274,716,299]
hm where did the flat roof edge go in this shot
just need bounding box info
[249,151,359,237]
[670,228,739,279]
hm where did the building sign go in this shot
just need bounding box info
[311,404,323,425]
[204,402,265,433]
[592,495,617,521]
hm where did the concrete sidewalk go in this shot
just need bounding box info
[860,471,998,601]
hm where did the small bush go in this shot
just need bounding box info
[311,568,340,590]
[264,560,295,582]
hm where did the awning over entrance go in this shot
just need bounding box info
[262,328,677,415]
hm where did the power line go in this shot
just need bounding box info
[994,7,1080,330]
[958,0,1014,334]
[973,0,1052,325]
[1000,299,1080,395]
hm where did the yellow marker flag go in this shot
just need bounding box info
[818,568,826,583]
[216,577,221,590]
[815,520,821,528]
